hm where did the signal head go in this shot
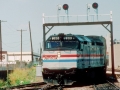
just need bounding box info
[92,2,98,9]
[57,5,61,10]
[63,4,69,10]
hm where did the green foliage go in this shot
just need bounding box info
[0,66,43,88]
[0,79,5,88]
[8,67,36,86]
[0,79,11,88]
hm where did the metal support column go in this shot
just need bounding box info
[43,25,45,50]
[110,22,115,76]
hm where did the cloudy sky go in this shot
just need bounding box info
[0,0,119,53]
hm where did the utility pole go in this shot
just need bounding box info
[40,43,42,65]
[28,21,33,62]
[17,29,27,68]
[0,20,2,61]
[0,20,7,61]
[0,20,7,87]
[40,43,41,58]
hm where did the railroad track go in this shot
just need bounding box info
[2,76,120,90]
[4,82,50,90]
[4,82,63,90]
[93,80,120,90]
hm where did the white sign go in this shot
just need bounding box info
[0,61,16,65]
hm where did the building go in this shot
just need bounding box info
[108,44,120,69]
[0,51,8,62]
[8,52,40,64]
[106,33,111,53]
[0,51,40,64]
[106,33,120,69]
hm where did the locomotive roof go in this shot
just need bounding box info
[74,35,91,42]
[86,36,103,42]
[49,34,102,43]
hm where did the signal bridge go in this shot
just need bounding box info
[42,11,112,24]
[42,3,115,77]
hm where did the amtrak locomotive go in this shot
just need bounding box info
[42,33,107,85]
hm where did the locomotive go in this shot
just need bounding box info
[42,33,107,85]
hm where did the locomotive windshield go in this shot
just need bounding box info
[46,41,79,50]
[45,34,80,50]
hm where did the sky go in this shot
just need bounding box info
[0,0,120,53]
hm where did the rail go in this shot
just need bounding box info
[42,11,112,24]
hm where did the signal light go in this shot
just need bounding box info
[92,2,98,9]
[63,4,69,10]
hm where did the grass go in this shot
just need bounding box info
[9,67,35,85]
[0,66,43,88]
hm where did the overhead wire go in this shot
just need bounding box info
[2,41,20,48]
[2,22,29,49]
